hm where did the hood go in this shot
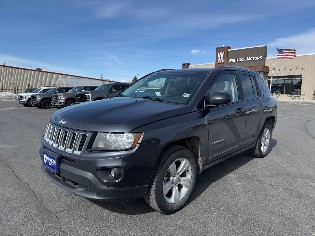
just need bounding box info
[18,92,38,96]
[51,97,189,132]
[31,92,46,96]
[53,92,75,98]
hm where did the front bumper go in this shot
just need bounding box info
[51,99,65,107]
[39,140,160,200]
[18,100,27,104]
[75,97,90,104]
[41,164,147,200]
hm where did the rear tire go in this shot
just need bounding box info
[145,145,197,214]
[250,123,272,158]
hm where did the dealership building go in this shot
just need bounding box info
[184,45,315,100]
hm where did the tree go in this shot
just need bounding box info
[132,76,138,83]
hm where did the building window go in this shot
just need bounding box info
[269,77,302,95]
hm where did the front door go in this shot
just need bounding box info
[206,72,245,162]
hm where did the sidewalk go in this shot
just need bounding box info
[275,97,315,104]
[0,92,18,101]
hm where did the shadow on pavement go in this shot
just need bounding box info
[91,139,277,215]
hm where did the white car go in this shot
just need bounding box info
[18,87,55,107]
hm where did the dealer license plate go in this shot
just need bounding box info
[43,151,59,174]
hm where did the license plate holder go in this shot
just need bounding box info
[43,151,60,174]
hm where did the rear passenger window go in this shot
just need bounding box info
[240,74,255,101]
[256,75,271,97]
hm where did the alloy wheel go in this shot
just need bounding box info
[163,158,192,204]
[261,128,271,153]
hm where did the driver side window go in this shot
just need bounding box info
[210,73,239,103]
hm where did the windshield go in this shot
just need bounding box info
[95,84,111,91]
[68,86,83,93]
[67,86,96,93]
[32,88,41,93]
[47,88,57,94]
[121,71,208,104]
[38,88,53,93]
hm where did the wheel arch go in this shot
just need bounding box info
[66,97,75,102]
[265,116,276,129]
[158,137,202,174]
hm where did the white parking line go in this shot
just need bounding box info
[0,107,22,111]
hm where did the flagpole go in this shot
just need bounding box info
[270,46,277,91]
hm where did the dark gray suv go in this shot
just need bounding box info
[40,67,277,214]
[75,82,129,103]
[51,86,98,108]
[31,87,73,109]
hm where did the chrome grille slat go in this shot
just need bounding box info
[43,123,88,155]
[52,128,61,148]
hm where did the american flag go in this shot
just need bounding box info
[276,48,296,59]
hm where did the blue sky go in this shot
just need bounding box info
[0,0,315,82]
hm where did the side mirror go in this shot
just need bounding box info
[205,92,232,108]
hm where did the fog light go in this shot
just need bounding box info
[109,168,122,180]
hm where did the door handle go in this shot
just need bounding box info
[245,107,259,115]
[235,108,245,115]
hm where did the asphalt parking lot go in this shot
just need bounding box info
[0,100,314,236]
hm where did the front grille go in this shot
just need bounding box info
[75,94,89,102]
[44,123,89,155]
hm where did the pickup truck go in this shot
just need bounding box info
[18,87,55,107]
[51,86,98,108]
[31,87,73,108]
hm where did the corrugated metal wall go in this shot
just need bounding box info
[0,65,107,94]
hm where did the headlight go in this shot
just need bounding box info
[86,93,91,101]
[92,132,143,151]
[58,95,64,100]
[36,95,41,100]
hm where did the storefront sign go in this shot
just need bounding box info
[229,56,263,63]
[228,46,267,67]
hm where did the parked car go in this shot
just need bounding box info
[75,82,129,104]
[51,86,98,108]
[31,87,73,109]
[40,67,277,214]
[18,87,55,107]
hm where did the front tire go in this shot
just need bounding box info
[145,146,197,214]
[250,123,272,158]
[41,100,51,109]
[25,99,31,107]
[65,100,74,106]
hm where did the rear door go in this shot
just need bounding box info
[237,72,262,144]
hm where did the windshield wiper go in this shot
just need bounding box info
[142,96,164,102]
